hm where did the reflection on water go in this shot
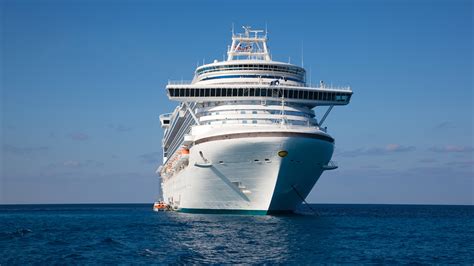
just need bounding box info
[0,204,473,263]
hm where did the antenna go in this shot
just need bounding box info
[231,23,235,36]
[309,66,312,86]
[265,22,268,37]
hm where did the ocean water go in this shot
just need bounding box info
[0,204,473,264]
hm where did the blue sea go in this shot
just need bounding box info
[1,204,473,264]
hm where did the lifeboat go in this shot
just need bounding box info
[153,201,169,212]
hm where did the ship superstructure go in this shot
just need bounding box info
[157,27,352,214]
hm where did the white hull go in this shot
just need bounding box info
[161,132,334,213]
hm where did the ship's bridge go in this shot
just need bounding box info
[166,83,352,108]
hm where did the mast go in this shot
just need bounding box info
[227,26,271,61]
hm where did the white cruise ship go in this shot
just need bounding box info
[157,26,352,214]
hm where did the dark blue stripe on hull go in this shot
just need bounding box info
[178,208,268,215]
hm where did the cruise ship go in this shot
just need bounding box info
[157,26,352,214]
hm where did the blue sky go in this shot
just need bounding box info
[1,0,472,204]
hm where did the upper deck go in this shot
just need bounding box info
[165,26,353,108]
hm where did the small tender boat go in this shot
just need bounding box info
[153,201,169,212]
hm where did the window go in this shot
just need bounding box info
[303,90,308,99]
[242,120,247,124]
[298,90,303,99]
[241,111,246,114]
[190,89,195,97]
[210,89,215,97]
[261,89,267,97]
[233,88,238,96]
[179,89,185,97]
[238,89,243,97]
[249,88,255,97]
[252,111,257,114]
[185,89,190,97]
[226,88,232,97]
[205,89,210,97]
[309,91,314,100]
[252,120,257,124]
[168,88,175,96]
[216,88,221,97]
[243,89,249,97]
[255,88,261,97]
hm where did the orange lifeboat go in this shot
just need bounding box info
[153,201,169,212]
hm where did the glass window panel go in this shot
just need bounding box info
[249,88,255,97]
[233,88,238,96]
[205,89,210,97]
[255,88,261,96]
[261,88,267,97]
[216,88,221,97]
[309,91,314,100]
[304,90,308,99]
[238,89,243,96]
[210,89,215,97]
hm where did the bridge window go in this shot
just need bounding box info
[205,89,210,97]
[249,88,255,96]
[216,88,221,97]
[238,89,243,96]
[255,88,261,96]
